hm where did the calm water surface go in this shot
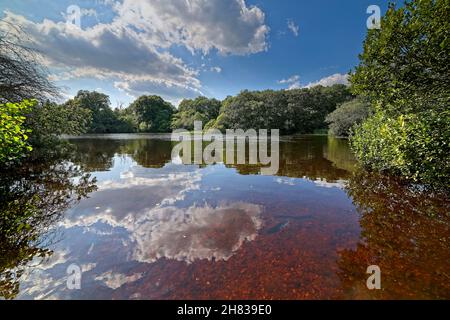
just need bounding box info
[2,135,449,299]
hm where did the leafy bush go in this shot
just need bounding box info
[351,108,450,189]
[0,100,34,164]
[26,101,92,145]
[326,98,372,137]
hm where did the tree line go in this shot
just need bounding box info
[53,84,355,135]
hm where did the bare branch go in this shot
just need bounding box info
[0,20,60,103]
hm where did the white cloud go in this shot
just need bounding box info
[2,11,200,96]
[210,66,222,73]
[1,0,269,101]
[279,73,349,90]
[115,0,269,55]
[287,19,299,37]
[304,73,349,88]
[278,75,300,89]
[278,75,299,84]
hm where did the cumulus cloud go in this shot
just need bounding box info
[1,0,269,100]
[278,75,300,89]
[304,73,349,88]
[2,11,200,97]
[115,0,269,55]
[287,19,299,37]
[279,73,349,90]
[278,75,299,84]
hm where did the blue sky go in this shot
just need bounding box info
[0,0,388,107]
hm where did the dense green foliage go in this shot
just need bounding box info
[0,98,94,165]
[326,98,372,137]
[0,100,34,164]
[67,91,134,133]
[351,0,449,111]
[171,96,221,130]
[208,85,353,134]
[352,108,449,188]
[130,95,176,133]
[350,0,449,189]
[26,101,92,147]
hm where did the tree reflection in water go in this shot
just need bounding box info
[339,169,450,299]
[69,136,355,182]
[0,157,97,299]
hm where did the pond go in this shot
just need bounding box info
[1,135,449,300]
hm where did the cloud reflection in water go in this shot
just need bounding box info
[62,163,263,265]
[133,202,263,264]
